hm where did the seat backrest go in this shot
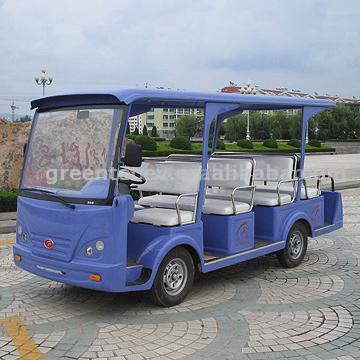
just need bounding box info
[206,158,254,188]
[253,155,296,181]
[131,161,201,194]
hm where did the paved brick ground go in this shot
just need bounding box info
[0,189,360,359]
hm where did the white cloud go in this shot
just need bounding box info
[0,0,359,114]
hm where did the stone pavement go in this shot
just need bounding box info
[0,189,359,360]
[0,213,16,235]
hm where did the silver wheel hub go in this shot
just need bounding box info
[289,231,304,259]
[163,258,188,296]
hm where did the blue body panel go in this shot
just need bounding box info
[253,196,325,242]
[202,212,254,255]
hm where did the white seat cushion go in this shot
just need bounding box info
[202,198,251,215]
[131,208,194,226]
[138,194,181,208]
[256,184,319,199]
[138,194,251,215]
[206,188,292,206]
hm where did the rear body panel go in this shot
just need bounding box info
[252,195,325,242]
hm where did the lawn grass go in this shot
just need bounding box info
[143,141,335,157]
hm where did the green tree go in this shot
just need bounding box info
[142,125,148,136]
[126,122,130,134]
[249,112,270,140]
[223,115,247,141]
[151,125,158,137]
[176,115,197,139]
[133,126,139,135]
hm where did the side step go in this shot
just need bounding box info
[203,240,285,272]
[313,221,342,236]
[204,239,274,264]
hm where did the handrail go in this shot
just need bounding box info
[302,174,335,199]
[255,178,298,205]
[175,192,198,226]
[230,185,256,214]
[276,178,298,205]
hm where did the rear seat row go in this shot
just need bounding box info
[129,154,320,226]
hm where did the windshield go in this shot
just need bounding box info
[21,107,124,199]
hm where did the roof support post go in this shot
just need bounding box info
[211,116,220,153]
[196,102,240,222]
[296,106,327,202]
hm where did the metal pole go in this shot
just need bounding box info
[246,110,250,140]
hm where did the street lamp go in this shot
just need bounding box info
[34,69,53,96]
[239,81,257,140]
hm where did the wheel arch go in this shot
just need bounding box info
[137,234,203,285]
[281,211,314,242]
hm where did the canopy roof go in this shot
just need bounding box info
[31,88,335,113]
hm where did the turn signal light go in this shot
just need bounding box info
[14,255,22,262]
[89,274,101,282]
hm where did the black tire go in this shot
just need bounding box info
[151,247,194,307]
[277,222,308,268]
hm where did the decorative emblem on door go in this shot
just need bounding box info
[236,220,250,245]
[44,239,55,249]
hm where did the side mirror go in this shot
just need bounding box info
[123,143,142,167]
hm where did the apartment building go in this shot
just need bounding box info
[128,114,143,134]
[142,107,204,138]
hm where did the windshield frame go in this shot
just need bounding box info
[19,104,129,206]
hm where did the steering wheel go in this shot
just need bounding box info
[118,167,146,185]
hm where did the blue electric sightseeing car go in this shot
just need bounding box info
[14,89,343,306]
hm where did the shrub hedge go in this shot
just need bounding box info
[0,190,18,212]
[216,140,226,150]
[308,139,321,147]
[287,139,301,148]
[151,137,167,142]
[237,139,254,149]
[208,140,226,150]
[134,135,157,151]
[263,139,278,149]
[169,136,192,150]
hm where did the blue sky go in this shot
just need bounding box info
[0,0,359,114]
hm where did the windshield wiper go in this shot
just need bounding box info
[20,187,76,210]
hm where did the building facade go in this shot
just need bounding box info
[136,108,203,138]
[128,115,143,134]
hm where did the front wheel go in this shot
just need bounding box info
[151,247,194,307]
[277,222,308,268]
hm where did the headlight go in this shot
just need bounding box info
[17,224,23,236]
[86,246,93,256]
[96,241,105,251]
[22,232,28,241]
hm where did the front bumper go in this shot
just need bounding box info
[13,243,127,292]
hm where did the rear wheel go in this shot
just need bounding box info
[151,247,194,307]
[277,222,308,268]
